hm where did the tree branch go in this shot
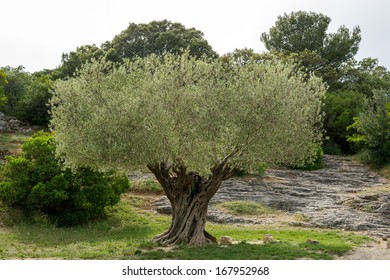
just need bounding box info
[222,165,240,180]
[147,162,174,200]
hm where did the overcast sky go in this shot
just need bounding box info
[1,0,389,72]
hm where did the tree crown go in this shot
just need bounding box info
[109,20,218,60]
[261,11,361,67]
[51,53,326,175]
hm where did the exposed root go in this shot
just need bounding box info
[152,229,217,246]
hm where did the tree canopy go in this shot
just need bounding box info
[54,20,218,79]
[106,20,218,61]
[259,11,390,155]
[55,45,105,79]
[340,58,390,96]
[0,66,31,115]
[261,11,361,68]
[51,53,325,174]
[0,67,53,126]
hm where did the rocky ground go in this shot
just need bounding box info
[217,155,390,237]
[0,112,35,134]
[153,155,390,259]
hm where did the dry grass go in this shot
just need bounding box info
[0,132,30,161]
[355,184,390,196]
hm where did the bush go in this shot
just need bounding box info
[256,162,267,177]
[289,146,323,171]
[322,139,343,155]
[234,162,267,177]
[323,90,365,154]
[0,132,130,226]
[347,90,390,166]
[234,168,247,177]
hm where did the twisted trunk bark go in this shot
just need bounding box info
[147,161,238,246]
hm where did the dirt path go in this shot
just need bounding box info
[338,238,390,260]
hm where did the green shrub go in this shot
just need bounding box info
[234,162,267,177]
[322,139,342,155]
[323,90,365,154]
[256,162,267,177]
[234,169,247,177]
[347,90,390,166]
[0,131,130,226]
[289,146,323,171]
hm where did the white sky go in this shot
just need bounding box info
[1,0,389,72]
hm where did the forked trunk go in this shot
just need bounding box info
[147,161,238,246]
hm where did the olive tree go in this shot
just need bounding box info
[50,53,326,246]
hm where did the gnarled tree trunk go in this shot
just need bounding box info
[147,161,238,246]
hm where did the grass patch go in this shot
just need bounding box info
[373,165,390,181]
[292,213,311,222]
[0,199,170,259]
[130,179,163,194]
[137,242,332,260]
[216,201,278,216]
[357,185,390,195]
[207,223,369,256]
[0,132,30,157]
[0,195,370,260]
[138,225,369,260]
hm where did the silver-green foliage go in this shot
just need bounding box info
[50,53,326,174]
